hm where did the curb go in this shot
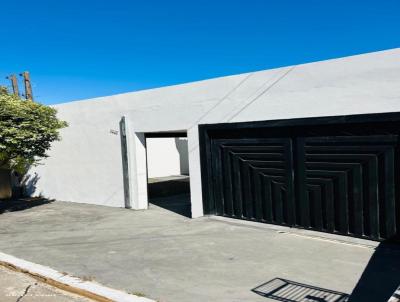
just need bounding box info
[0,252,155,302]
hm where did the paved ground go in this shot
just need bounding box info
[0,265,92,302]
[0,197,399,302]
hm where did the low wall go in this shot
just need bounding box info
[0,169,11,199]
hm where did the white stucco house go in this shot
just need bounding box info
[29,48,400,242]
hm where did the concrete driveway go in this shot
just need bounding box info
[0,197,399,302]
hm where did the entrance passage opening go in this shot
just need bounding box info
[145,132,191,217]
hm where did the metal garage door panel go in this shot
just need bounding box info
[199,113,400,241]
[209,138,296,225]
[297,135,399,240]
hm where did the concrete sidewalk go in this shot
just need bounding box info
[0,197,399,302]
[0,265,92,302]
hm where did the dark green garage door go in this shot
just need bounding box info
[199,113,400,241]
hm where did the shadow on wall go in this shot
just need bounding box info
[252,242,400,302]
[21,172,41,197]
[175,137,189,175]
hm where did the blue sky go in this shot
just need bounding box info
[1,0,399,105]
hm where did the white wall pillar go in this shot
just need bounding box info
[123,117,148,210]
[187,126,204,218]
[131,132,148,209]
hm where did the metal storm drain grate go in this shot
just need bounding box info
[252,278,349,302]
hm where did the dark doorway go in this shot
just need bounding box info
[145,132,191,217]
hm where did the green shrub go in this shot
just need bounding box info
[0,87,67,173]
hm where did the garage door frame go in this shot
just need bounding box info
[199,112,400,241]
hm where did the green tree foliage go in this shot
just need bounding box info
[0,87,67,173]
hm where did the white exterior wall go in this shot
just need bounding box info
[146,137,189,178]
[29,49,400,217]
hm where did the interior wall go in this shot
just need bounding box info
[146,137,189,178]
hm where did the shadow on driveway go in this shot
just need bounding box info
[252,278,349,301]
[148,176,191,218]
[347,242,400,302]
[0,197,54,214]
[0,200,398,302]
[149,194,191,218]
[252,242,400,302]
